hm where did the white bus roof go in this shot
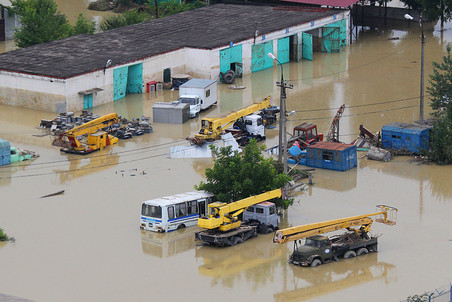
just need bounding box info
[142,191,214,207]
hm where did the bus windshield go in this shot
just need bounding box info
[142,204,162,218]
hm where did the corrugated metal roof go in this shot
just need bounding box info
[382,122,432,131]
[282,0,360,8]
[0,4,343,79]
[307,141,355,151]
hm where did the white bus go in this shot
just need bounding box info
[140,191,214,233]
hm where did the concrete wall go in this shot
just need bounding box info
[2,7,19,40]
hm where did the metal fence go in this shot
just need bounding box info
[401,283,452,302]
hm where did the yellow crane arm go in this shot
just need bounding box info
[273,205,397,244]
[198,188,282,231]
[195,96,272,139]
[64,113,119,137]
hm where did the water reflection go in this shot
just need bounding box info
[140,228,198,258]
[275,253,396,302]
[195,235,290,289]
[52,151,119,184]
[360,157,452,201]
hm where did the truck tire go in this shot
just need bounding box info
[310,259,322,267]
[343,250,356,259]
[231,236,243,245]
[357,248,368,256]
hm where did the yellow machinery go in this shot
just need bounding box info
[191,96,272,144]
[53,113,119,154]
[195,188,283,246]
[273,205,398,244]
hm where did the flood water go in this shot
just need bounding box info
[1,2,452,302]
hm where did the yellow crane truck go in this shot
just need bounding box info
[273,205,398,267]
[189,96,273,145]
[52,113,119,154]
[195,188,283,246]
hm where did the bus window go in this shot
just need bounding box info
[175,203,186,217]
[188,201,197,215]
[168,206,175,220]
[142,204,162,218]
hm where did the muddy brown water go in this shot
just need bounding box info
[1,3,452,302]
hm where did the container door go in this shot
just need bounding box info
[84,94,93,109]
[277,37,290,64]
[113,66,128,101]
[302,32,313,61]
[251,41,273,72]
[127,63,143,94]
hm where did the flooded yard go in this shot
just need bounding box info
[1,2,452,301]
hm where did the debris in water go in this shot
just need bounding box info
[40,190,65,198]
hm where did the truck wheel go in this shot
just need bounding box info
[231,237,243,245]
[310,259,322,267]
[343,250,356,259]
[357,248,368,256]
[266,226,274,234]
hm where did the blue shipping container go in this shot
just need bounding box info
[381,122,432,154]
[306,141,357,171]
[0,138,11,166]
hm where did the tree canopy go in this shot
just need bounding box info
[196,140,292,208]
[427,45,452,164]
[11,0,95,48]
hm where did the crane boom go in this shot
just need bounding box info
[198,188,282,232]
[273,205,397,244]
[194,96,272,141]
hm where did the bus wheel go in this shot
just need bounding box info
[177,224,186,230]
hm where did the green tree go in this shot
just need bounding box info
[0,228,8,241]
[71,13,96,35]
[146,0,205,18]
[100,9,151,31]
[12,0,95,48]
[12,0,72,47]
[427,45,452,164]
[196,140,292,208]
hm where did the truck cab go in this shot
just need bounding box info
[243,115,265,137]
[243,201,279,233]
[290,235,334,267]
[178,95,201,118]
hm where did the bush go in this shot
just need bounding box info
[0,228,8,241]
[100,9,151,31]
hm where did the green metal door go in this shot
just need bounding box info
[84,94,93,109]
[302,33,313,61]
[322,22,341,53]
[277,37,290,64]
[113,66,128,101]
[251,41,273,72]
[220,45,243,74]
[126,63,143,94]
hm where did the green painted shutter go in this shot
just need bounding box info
[126,63,143,94]
[277,37,290,64]
[251,41,273,72]
[84,94,93,109]
[220,45,243,74]
[113,66,128,101]
[302,33,313,61]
